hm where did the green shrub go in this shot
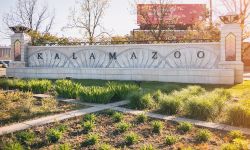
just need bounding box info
[140,144,155,150]
[129,93,155,110]
[208,89,231,116]
[227,101,250,128]
[0,79,11,90]
[47,129,63,143]
[136,113,148,123]
[165,135,178,145]
[177,122,193,133]
[98,143,114,150]
[172,86,205,102]
[84,114,96,122]
[151,121,164,134]
[212,88,232,101]
[27,79,52,94]
[185,96,214,120]
[55,80,82,99]
[112,112,124,123]
[57,124,68,133]
[0,79,52,93]
[152,90,164,103]
[3,79,27,91]
[15,80,29,91]
[160,84,182,94]
[221,138,249,150]
[160,95,182,115]
[229,130,245,140]
[195,129,212,142]
[16,131,35,145]
[3,141,24,150]
[83,133,100,146]
[58,143,72,150]
[183,88,230,121]
[107,82,140,101]
[82,121,95,133]
[79,86,114,104]
[124,132,140,145]
[116,122,131,133]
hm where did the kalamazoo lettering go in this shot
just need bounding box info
[36,51,205,60]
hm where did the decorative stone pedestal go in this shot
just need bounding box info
[9,25,31,68]
[218,13,244,84]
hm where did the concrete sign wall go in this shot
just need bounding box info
[27,43,220,69]
[6,23,244,85]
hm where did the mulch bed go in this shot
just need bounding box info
[0,110,237,150]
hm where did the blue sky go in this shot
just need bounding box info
[0,0,223,46]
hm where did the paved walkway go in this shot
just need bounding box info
[244,72,250,80]
[111,107,250,136]
[0,100,128,136]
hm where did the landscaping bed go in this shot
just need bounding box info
[1,78,250,129]
[1,110,249,150]
[127,83,250,129]
[0,90,88,127]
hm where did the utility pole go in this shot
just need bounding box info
[209,0,213,26]
[240,0,242,14]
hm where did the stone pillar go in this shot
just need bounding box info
[218,14,244,84]
[9,26,31,68]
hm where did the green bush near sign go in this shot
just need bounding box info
[0,79,52,94]
[227,100,250,128]
[55,80,82,99]
[55,80,140,103]
[79,86,115,104]
[107,82,140,101]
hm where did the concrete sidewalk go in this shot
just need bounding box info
[111,107,250,136]
[244,72,250,80]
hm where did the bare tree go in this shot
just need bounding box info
[219,0,250,40]
[218,0,250,57]
[65,0,110,45]
[3,0,55,33]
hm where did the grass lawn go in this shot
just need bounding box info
[227,81,250,99]
[1,111,249,150]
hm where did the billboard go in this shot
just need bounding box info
[137,4,207,29]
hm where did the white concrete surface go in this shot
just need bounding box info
[7,67,235,85]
